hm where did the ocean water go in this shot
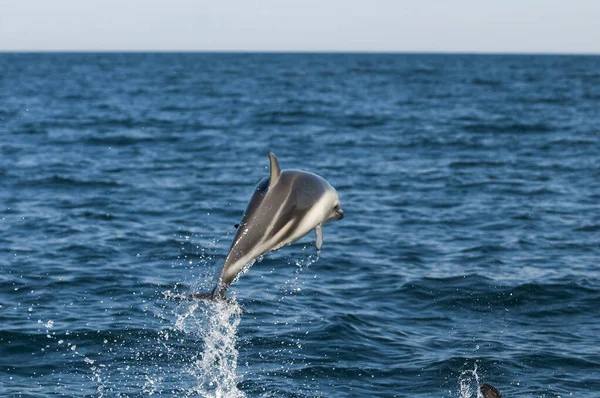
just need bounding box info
[1,53,599,397]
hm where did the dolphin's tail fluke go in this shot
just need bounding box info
[164,285,230,302]
[191,284,227,301]
[190,291,216,300]
[190,285,243,310]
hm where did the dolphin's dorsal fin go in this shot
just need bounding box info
[268,152,281,189]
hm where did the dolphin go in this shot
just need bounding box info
[480,383,502,398]
[203,152,343,299]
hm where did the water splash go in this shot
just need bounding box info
[41,324,108,397]
[458,363,483,398]
[175,299,245,398]
[280,249,320,296]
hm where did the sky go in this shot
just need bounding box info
[0,0,599,53]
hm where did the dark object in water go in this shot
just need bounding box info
[480,383,502,398]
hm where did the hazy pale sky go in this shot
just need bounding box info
[1,0,599,53]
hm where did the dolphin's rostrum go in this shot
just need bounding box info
[206,152,343,299]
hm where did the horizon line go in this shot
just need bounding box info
[1,49,599,56]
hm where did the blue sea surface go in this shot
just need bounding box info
[1,53,600,397]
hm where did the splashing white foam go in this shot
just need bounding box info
[175,299,245,398]
[458,363,483,398]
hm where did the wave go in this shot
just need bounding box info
[397,275,600,316]
[462,120,555,134]
[16,175,123,189]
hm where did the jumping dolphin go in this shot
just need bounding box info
[204,152,343,299]
[480,384,502,398]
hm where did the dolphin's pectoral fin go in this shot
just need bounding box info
[268,152,281,189]
[315,225,323,251]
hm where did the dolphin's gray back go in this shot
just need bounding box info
[219,170,330,287]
